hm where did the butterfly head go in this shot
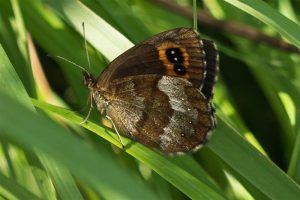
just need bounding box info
[83,71,96,90]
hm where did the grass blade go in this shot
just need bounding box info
[32,99,227,200]
[0,92,158,200]
[222,0,300,47]
[0,172,42,200]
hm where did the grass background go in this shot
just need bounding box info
[0,0,300,199]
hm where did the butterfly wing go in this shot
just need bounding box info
[102,74,215,154]
[93,28,219,153]
[97,28,218,100]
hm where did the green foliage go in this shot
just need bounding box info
[0,0,300,199]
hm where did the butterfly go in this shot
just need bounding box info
[83,28,219,154]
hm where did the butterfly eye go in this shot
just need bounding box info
[82,71,95,88]
[83,76,89,87]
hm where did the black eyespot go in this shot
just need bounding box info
[173,64,186,75]
[166,48,183,63]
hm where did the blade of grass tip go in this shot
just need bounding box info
[0,44,32,108]
[0,43,85,199]
[278,0,298,22]
[222,0,300,48]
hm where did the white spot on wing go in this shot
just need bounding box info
[159,114,179,150]
[157,76,198,119]
[157,76,198,150]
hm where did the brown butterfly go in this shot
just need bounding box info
[83,28,219,154]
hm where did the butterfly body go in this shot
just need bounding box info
[84,28,218,154]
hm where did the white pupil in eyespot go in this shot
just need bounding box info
[171,50,175,54]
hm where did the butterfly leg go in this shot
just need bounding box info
[80,92,93,124]
[105,115,125,149]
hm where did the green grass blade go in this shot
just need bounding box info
[25,1,225,195]
[0,0,36,97]
[278,0,298,22]
[43,0,133,61]
[0,92,159,200]
[0,43,32,108]
[33,99,300,199]
[0,15,86,199]
[38,154,84,200]
[82,0,152,42]
[0,172,42,200]
[24,1,297,196]
[2,0,299,199]
[20,0,92,106]
[288,131,300,184]
[32,99,227,200]
[222,0,300,47]
[0,40,158,199]
[208,114,300,200]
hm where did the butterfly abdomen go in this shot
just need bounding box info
[201,39,219,100]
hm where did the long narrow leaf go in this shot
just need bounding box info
[32,99,226,200]
[33,99,300,200]
[222,0,300,47]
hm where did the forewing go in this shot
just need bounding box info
[97,28,219,100]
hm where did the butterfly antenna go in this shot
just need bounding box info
[82,22,91,71]
[47,54,90,74]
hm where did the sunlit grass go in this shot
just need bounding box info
[0,0,300,199]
